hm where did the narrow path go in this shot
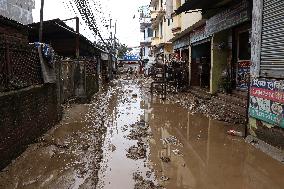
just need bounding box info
[0,78,283,189]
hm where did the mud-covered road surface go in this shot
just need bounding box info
[1,78,284,189]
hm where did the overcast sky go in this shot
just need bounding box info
[33,0,150,47]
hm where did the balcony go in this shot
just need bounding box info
[171,15,181,34]
[151,36,164,46]
[140,22,151,32]
[151,7,166,30]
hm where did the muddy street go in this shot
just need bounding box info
[0,78,283,189]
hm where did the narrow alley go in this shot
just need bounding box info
[1,77,283,189]
[1,0,284,189]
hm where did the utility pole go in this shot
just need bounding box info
[110,18,113,47]
[75,17,80,58]
[39,0,44,42]
[61,17,80,58]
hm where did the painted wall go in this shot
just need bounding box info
[211,30,229,94]
[163,19,174,43]
[248,0,284,149]
[180,11,202,33]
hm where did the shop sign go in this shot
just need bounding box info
[173,36,190,50]
[249,78,284,128]
[237,61,250,90]
[190,26,208,44]
[206,0,250,36]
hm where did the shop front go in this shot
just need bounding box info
[190,24,211,90]
[172,35,190,87]
[205,0,252,94]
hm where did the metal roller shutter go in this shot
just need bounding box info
[260,0,284,78]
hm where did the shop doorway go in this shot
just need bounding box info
[233,27,251,91]
[191,41,211,89]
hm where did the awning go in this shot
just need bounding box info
[175,0,235,15]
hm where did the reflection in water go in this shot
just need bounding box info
[1,79,282,189]
[98,79,284,189]
[147,100,284,189]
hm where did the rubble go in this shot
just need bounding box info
[172,149,183,156]
[166,91,246,125]
[161,136,182,146]
[160,175,170,182]
[127,122,152,141]
[126,142,147,160]
[160,156,171,163]
[133,172,164,189]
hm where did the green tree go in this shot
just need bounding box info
[117,43,129,59]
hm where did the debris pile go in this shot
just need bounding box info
[160,156,171,163]
[161,136,182,147]
[166,92,246,125]
[127,121,151,141]
[126,142,147,160]
[133,172,164,189]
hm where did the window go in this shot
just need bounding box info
[168,19,171,26]
[148,28,153,37]
[160,22,163,37]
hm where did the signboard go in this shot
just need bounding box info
[206,0,250,36]
[237,61,250,90]
[122,55,140,61]
[190,26,208,44]
[173,35,190,50]
[249,78,284,128]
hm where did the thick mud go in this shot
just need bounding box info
[0,85,116,188]
[97,78,284,189]
[0,78,284,189]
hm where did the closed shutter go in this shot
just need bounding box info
[260,0,284,78]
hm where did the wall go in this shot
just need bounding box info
[248,0,284,149]
[0,0,35,25]
[249,118,284,149]
[163,18,174,43]
[58,59,98,103]
[0,84,61,170]
[180,12,202,33]
[211,30,229,94]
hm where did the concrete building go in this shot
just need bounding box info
[150,0,173,62]
[248,0,284,149]
[176,0,252,95]
[0,0,35,25]
[176,0,284,149]
[139,5,155,74]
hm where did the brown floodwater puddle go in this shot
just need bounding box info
[98,80,284,189]
[0,79,283,189]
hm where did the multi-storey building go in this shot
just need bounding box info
[139,5,155,73]
[150,0,173,62]
[0,0,35,25]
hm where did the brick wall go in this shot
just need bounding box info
[0,84,61,170]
